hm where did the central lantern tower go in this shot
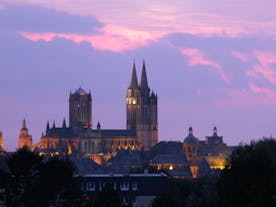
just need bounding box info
[69,87,92,134]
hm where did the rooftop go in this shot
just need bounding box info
[75,87,87,94]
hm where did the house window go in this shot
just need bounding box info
[132,182,137,191]
[120,181,129,191]
[86,182,95,191]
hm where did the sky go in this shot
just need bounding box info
[1,1,276,150]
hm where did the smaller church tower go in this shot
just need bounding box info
[18,119,33,149]
[0,131,3,149]
[183,126,199,160]
[69,87,92,134]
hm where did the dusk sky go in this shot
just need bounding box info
[1,1,276,150]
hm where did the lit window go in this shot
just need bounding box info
[133,100,136,104]
[169,165,173,170]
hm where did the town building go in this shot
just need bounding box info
[76,172,167,207]
[150,126,229,178]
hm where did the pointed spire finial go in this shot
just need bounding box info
[62,117,66,128]
[140,59,149,92]
[22,119,27,129]
[97,121,101,130]
[46,121,50,131]
[129,60,138,89]
[52,121,56,129]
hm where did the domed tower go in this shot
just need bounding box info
[183,126,199,160]
[69,87,92,134]
[18,119,33,149]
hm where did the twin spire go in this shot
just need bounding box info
[130,62,138,89]
[129,60,150,92]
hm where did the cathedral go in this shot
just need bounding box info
[31,61,158,162]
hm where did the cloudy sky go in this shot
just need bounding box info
[1,1,276,150]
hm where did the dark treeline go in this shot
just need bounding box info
[2,138,276,207]
[0,147,82,207]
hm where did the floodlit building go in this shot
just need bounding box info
[34,61,158,162]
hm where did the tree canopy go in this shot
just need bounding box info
[1,148,82,207]
[218,138,276,207]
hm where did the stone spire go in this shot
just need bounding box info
[97,121,101,130]
[52,121,56,129]
[19,119,32,149]
[140,59,149,91]
[62,118,66,128]
[129,61,138,90]
[22,119,27,129]
[46,121,50,131]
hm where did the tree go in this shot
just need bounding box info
[5,147,42,207]
[218,138,276,207]
[151,177,219,207]
[152,193,179,207]
[31,157,82,207]
[3,148,82,207]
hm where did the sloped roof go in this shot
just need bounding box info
[151,153,187,164]
[45,127,74,138]
[184,135,199,144]
[75,87,86,94]
[100,129,136,138]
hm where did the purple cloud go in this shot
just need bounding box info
[0,4,102,34]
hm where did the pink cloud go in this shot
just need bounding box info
[180,48,231,84]
[231,50,249,62]
[253,50,276,66]
[181,48,221,69]
[245,50,276,84]
[213,87,276,106]
[5,0,276,39]
[21,25,165,52]
[249,83,276,98]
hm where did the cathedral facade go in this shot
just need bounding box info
[37,61,158,161]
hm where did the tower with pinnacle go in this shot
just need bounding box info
[18,119,33,149]
[126,60,158,150]
[69,87,92,134]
